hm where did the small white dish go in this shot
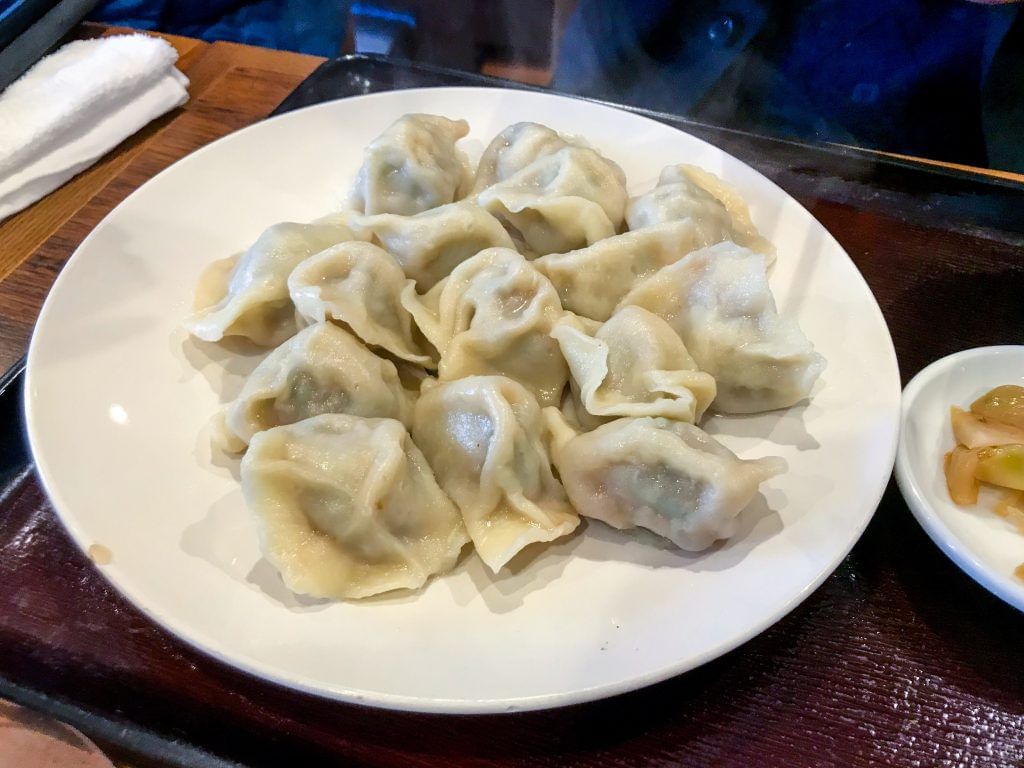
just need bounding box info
[896,346,1024,612]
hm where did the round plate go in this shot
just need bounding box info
[25,87,900,713]
[896,346,1024,612]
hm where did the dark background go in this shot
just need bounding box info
[79,0,1024,172]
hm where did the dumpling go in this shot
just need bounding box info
[533,220,706,320]
[216,322,412,452]
[544,411,786,550]
[350,201,515,290]
[186,218,356,346]
[627,164,774,261]
[617,241,825,413]
[471,122,570,192]
[349,114,470,216]
[412,376,579,572]
[476,146,628,255]
[241,414,468,599]
[287,241,436,366]
[400,247,568,407]
[551,306,716,429]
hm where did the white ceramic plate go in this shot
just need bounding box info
[896,346,1024,612]
[25,87,900,713]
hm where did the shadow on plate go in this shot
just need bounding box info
[428,490,785,613]
[176,331,266,402]
[246,558,331,611]
[708,401,821,451]
[458,529,583,613]
[180,490,329,614]
[568,491,784,574]
[201,424,243,482]
[180,489,786,612]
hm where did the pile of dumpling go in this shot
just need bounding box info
[184,114,825,601]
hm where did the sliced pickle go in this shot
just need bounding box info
[951,406,1024,449]
[970,385,1024,430]
[944,445,980,505]
[974,444,1024,491]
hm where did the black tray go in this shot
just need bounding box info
[2,54,1023,768]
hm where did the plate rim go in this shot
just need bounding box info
[895,345,1024,614]
[23,85,903,713]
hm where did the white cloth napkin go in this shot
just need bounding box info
[0,34,190,223]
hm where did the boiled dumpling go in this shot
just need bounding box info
[545,411,785,550]
[413,376,579,572]
[476,146,628,255]
[350,201,515,290]
[400,247,568,407]
[241,414,468,599]
[534,220,706,321]
[627,164,774,261]
[551,306,716,429]
[471,122,570,192]
[288,241,436,366]
[617,241,825,413]
[349,114,470,216]
[216,322,412,451]
[186,218,356,346]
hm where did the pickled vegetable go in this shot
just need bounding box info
[974,444,1024,491]
[948,387,1024,580]
[995,489,1024,515]
[994,490,1024,533]
[971,385,1024,430]
[950,406,1024,449]
[944,446,980,505]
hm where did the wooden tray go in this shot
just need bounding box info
[1,55,1022,768]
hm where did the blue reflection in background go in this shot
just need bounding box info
[90,0,1023,170]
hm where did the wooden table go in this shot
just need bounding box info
[1,24,1023,768]
[0,24,323,373]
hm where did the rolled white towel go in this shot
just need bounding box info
[0,34,190,223]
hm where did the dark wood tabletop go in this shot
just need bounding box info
[1,26,1023,768]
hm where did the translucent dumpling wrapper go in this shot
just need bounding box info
[185,217,357,347]
[288,241,436,366]
[627,164,775,262]
[400,247,568,407]
[533,220,710,321]
[551,306,716,429]
[241,414,468,600]
[216,322,412,452]
[618,241,825,413]
[471,121,571,193]
[350,200,515,290]
[476,146,628,255]
[412,376,579,573]
[544,411,786,550]
[349,114,471,216]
